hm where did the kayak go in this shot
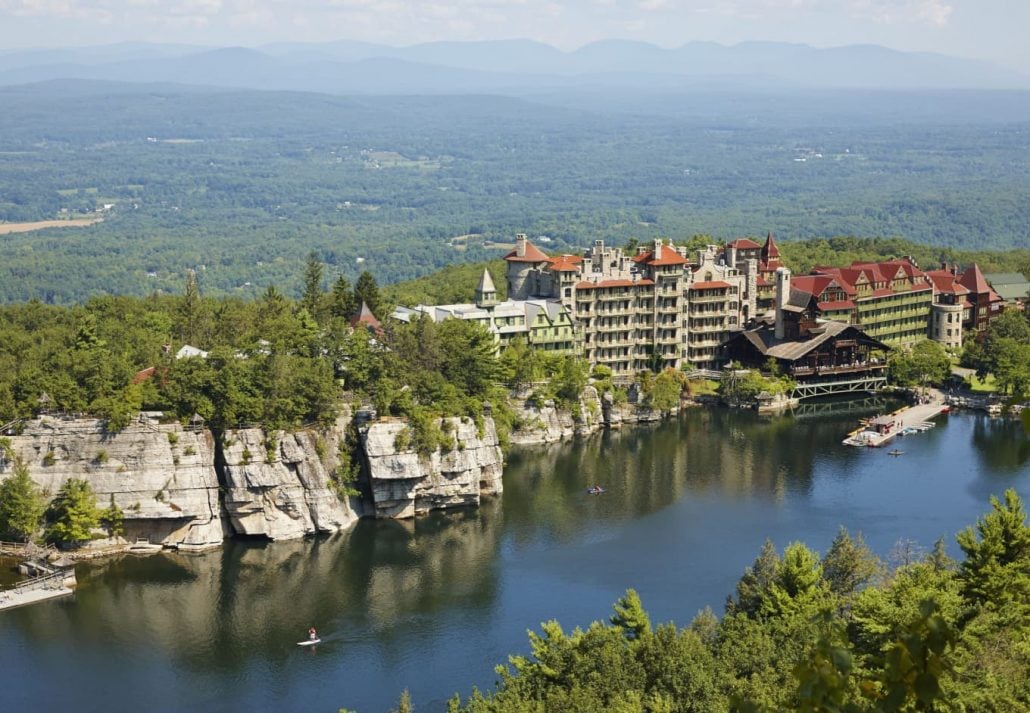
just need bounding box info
[298,638,321,646]
[587,487,605,495]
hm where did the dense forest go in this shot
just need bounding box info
[0,82,1028,304]
[420,489,1030,713]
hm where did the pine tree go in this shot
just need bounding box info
[610,588,651,640]
[45,477,101,545]
[956,488,1030,611]
[822,526,882,596]
[301,251,325,324]
[0,456,45,542]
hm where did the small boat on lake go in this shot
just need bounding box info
[587,486,606,495]
[888,450,904,456]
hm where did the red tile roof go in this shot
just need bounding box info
[958,263,996,296]
[727,238,761,250]
[690,280,732,290]
[633,243,689,266]
[548,255,582,272]
[504,239,550,263]
[925,270,970,295]
[761,231,780,260]
[791,275,839,297]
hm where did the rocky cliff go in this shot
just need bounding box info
[508,385,604,445]
[1,415,224,550]
[220,416,360,540]
[361,416,503,519]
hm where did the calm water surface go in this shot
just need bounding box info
[1,403,1027,713]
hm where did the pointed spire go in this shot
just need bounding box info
[350,301,383,334]
[476,268,497,308]
[762,231,780,260]
[477,268,496,294]
[957,263,991,295]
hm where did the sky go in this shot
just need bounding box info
[0,0,1027,72]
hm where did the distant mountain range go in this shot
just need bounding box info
[0,39,1025,93]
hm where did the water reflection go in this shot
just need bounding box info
[971,414,1029,474]
[2,407,1025,713]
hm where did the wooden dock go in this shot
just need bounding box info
[843,397,948,448]
[0,569,74,612]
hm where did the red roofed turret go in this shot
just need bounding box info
[762,231,781,261]
[504,233,550,263]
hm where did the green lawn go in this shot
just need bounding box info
[968,374,999,393]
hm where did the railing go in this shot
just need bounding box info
[9,569,67,594]
[790,363,888,378]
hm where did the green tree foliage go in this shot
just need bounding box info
[0,456,46,542]
[610,589,652,641]
[45,477,101,545]
[887,340,951,387]
[301,251,326,325]
[642,368,685,413]
[955,488,1030,612]
[354,271,383,320]
[969,310,1030,399]
[726,538,781,618]
[444,492,1030,713]
[823,527,884,597]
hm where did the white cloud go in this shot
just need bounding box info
[848,0,953,26]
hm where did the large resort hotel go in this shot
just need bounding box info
[393,233,1010,378]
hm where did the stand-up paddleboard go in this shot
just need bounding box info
[298,638,321,646]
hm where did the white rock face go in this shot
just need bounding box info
[509,386,604,445]
[1,416,224,549]
[220,415,360,540]
[361,417,503,519]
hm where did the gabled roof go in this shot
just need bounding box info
[925,269,970,296]
[957,263,989,293]
[633,243,689,266]
[729,320,889,362]
[791,274,844,299]
[958,264,1004,303]
[727,238,761,250]
[504,238,550,263]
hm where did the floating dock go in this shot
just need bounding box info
[0,569,75,612]
[843,399,948,448]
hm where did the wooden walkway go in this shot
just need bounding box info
[843,391,948,448]
[0,570,74,612]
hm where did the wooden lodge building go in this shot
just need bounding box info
[722,267,890,382]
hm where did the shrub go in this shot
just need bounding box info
[42,450,56,466]
[167,432,179,446]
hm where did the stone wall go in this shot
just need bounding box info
[361,416,503,519]
[1,416,224,550]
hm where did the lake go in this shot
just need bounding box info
[1,402,1027,712]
